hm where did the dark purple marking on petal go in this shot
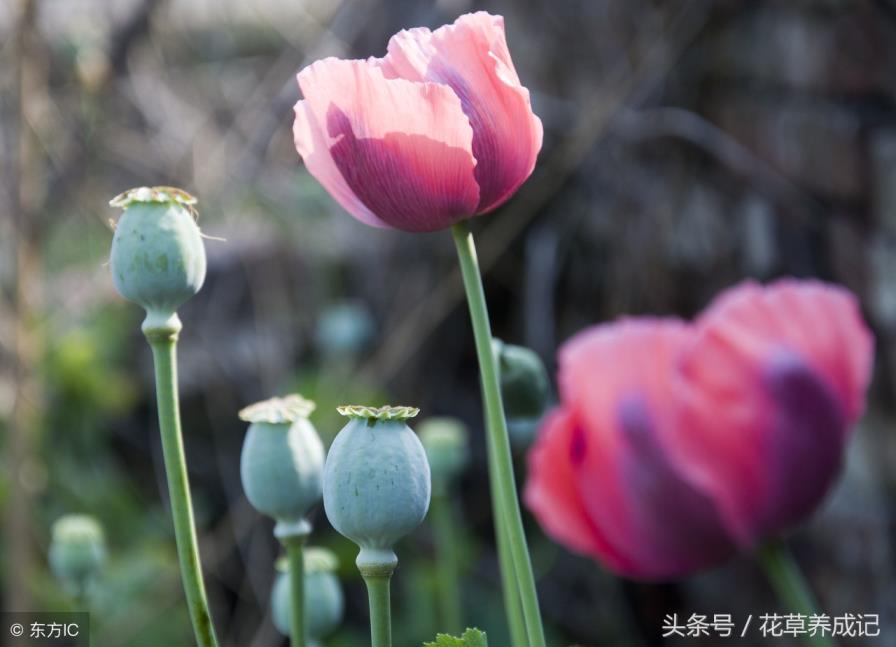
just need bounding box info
[326,105,475,232]
[430,69,513,212]
[615,393,734,575]
[761,349,846,532]
[569,423,587,465]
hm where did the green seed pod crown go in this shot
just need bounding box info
[323,406,431,573]
[493,339,551,421]
[239,395,324,538]
[108,187,207,334]
[418,417,470,495]
[48,514,106,589]
[271,548,344,639]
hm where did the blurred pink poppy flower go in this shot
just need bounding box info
[293,12,542,233]
[674,280,874,548]
[524,280,873,580]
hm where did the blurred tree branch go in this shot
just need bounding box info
[5,0,44,614]
[4,0,164,614]
[46,0,164,203]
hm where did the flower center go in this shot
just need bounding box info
[239,394,317,424]
[109,186,198,215]
[337,404,420,425]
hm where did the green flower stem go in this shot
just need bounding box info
[362,573,392,647]
[430,494,463,634]
[483,405,527,646]
[758,541,837,647]
[286,539,307,647]
[147,331,219,647]
[451,222,546,647]
[493,487,528,647]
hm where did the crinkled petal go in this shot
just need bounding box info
[675,279,874,545]
[294,100,386,228]
[697,279,873,422]
[524,407,634,572]
[381,12,542,213]
[294,58,480,232]
[553,320,735,579]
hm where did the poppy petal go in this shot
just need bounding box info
[295,58,480,232]
[381,12,542,213]
[676,280,874,545]
[554,320,735,578]
[524,407,633,571]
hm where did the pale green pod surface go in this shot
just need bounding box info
[323,406,431,569]
[270,570,291,636]
[418,417,470,495]
[108,187,206,329]
[48,515,106,585]
[271,548,344,638]
[240,417,324,523]
[305,569,344,637]
[270,572,344,637]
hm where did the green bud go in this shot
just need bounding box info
[314,301,375,358]
[239,395,324,539]
[48,514,106,594]
[323,406,431,575]
[108,187,206,335]
[493,339,551,421]
[418,417,470,495]
[271,548,344,639]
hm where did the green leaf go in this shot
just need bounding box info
[423,627,488,647]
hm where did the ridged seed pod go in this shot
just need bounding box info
[108,187,206,334]
[323,406,431,573]
[239,394,324,539]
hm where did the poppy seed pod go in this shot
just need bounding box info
[493,339,551,421]
[108,187,206,335]
[418,417,470,495]
[49,515,106,594]
[271,548,344,640]
[323,405,431,574]
[239,395,324,539]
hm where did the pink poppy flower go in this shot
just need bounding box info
[673,280,874,548]
[293,12,542,233]
[525,319,738,579]
[524,280,873,580]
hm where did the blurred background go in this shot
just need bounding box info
[2,0,896,644]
